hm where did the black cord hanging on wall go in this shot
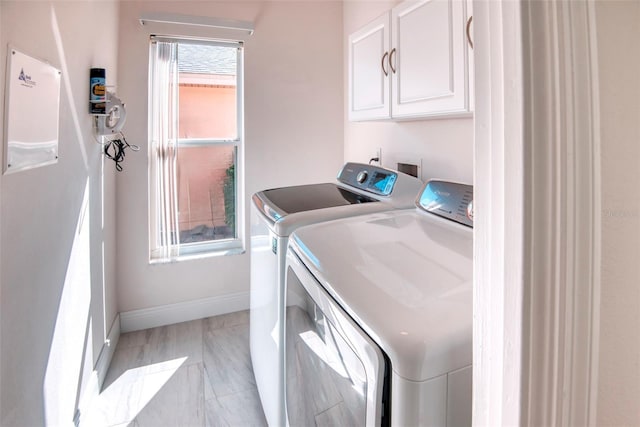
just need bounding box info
[103,133,139,171]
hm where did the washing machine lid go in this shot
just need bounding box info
[253,183,385,236]
[256,183,377,217]
[289,208,473,382]
[252,163,424,236]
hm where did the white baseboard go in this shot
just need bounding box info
[96,314,121,387]
[77,315,120,427]
[120,291,250,333]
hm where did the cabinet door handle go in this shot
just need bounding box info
[389,48,397,74]
[381,51,389,76]
[466,16,474,49]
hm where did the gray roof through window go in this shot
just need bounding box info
[178,44,236,75]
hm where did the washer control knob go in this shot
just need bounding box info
[467,200,474,221]
[356,171,368,184]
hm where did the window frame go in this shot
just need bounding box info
[148,35,245,262]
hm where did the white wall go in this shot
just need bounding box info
[115,1,344,313]
[343,1,473,184]
[595,1,640,425]
[0,1,119,425]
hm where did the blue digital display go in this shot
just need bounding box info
[419,183,442,209]
[371,172,396,195]
[418,180,474,228]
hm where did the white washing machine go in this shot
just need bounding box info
[250,162,423,426]
[284,180,474,426]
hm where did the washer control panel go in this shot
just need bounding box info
[338,162,398,196]
[418,180,474,228]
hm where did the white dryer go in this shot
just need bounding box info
[284,180,473,426]
[250,162,423,426]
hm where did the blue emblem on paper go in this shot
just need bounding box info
[18,68,36,87]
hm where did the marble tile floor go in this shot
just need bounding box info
[83,310,268,427]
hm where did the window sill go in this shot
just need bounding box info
[149,246,245,265]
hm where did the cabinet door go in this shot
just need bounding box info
[466,0,474,111]
[391,0,470,118]
[348,13,391,121]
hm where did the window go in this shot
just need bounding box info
[149,37,244,261]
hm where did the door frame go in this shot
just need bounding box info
[473,1,601,425]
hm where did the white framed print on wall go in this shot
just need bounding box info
[3,47,61,174]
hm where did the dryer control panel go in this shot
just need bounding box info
[418,180,474,228]
[337,162,398,196]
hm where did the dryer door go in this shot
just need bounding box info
[284,248,388,426]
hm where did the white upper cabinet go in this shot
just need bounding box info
[349,0,473,121]
[348,13,391,121]
[391,0,468,118]
[467,0,474,111]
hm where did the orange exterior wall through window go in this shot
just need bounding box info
[177,83,236,234]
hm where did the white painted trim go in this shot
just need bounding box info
[96,314,121,388]
[472,1,525,425]
[120,292,249,333]
[585,4,602,422]
[77,315,120,427]
[519,1,601,426]
[474,1,601,426]
[139,13,254,35]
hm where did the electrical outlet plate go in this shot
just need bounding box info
[368,148,382,166]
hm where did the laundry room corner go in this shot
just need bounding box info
[114,0,345,324]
